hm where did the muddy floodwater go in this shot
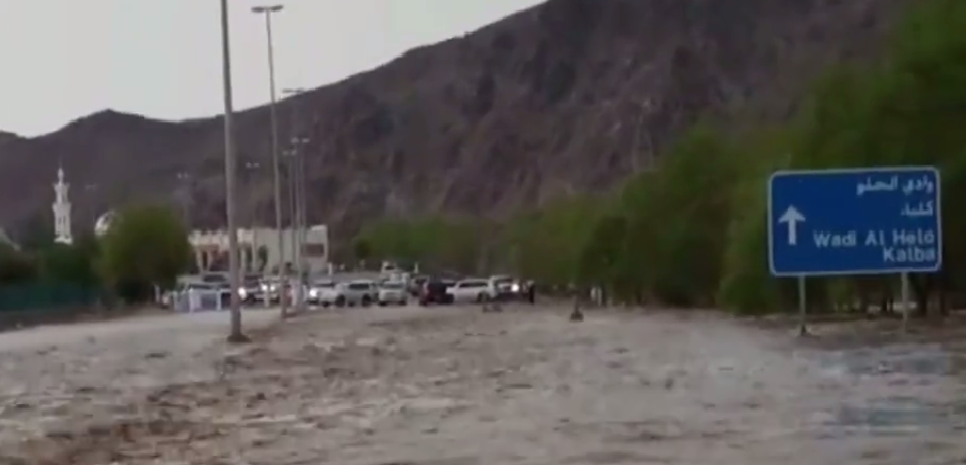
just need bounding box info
[1,306,964,464]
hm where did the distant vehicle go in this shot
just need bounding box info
[377,281,408,306]
[447,278,496,303]
[419,278,455,306]
[381,261,399,273]
[489,275,526,301]
[307,279,337,306]
[408,275,429,297]
[239,273,264,304]
[201,273,228,284]
[259,277,286,303]
[286,280,311,306]
[331,280,378,307]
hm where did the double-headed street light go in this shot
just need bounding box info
[252,3,288,318]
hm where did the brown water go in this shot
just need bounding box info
[1,306,964,464]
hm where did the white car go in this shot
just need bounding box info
[447,279,496,303]
[330,280,378,307]
[307,280,337,306]
[377,281,408,306]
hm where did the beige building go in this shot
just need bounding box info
[94,211,328,274]
[188,226,329,274]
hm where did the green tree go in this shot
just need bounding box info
[635,122,737,306]
[352,237,373,263]
[15,210,55,252]
[36,239,100,286]
[99,204,191,302]
[353,216,488,273]
[0,243,37,284]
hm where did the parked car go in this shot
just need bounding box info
[286,280,311,306]
[307,279,337,306]
[419,279,455,306]
[408,275,429,297]
[447,278,496,303]
[238,274,264,304]
[489,275,526,301]
[378,281,408,306]
[260,278,286,303]
[330,280,379,307]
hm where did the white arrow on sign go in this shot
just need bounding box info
[777,205,806,245]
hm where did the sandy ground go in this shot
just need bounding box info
[1,305,964,465]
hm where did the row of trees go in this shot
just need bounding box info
[0,204,192,304]
[352,0,966,317]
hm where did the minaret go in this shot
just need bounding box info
[53,165,73,245]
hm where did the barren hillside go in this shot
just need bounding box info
[0,0,909,238]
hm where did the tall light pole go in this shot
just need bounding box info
[283,86,309,299]
[176,172,191,227]
[84,183,98,233]
[221,0,246,343]
[285,135,309,312]
[252,3,287,317]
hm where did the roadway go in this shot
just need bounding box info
[1,305,964,464]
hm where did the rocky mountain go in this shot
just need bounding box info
[0,0,909,239]
[0,131,21,146]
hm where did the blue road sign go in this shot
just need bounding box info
[768,167,942,276]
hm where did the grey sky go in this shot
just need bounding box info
[0,0,542,137]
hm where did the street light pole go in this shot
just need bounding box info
[84,183,98,233]
[221,0,246,343]
[282,87,309,304]
[285,136,309,312]
[252,3,287,318]
[242,161,261,228]
[176,172,190,227]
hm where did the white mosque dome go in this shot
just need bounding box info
[94,211,116,237]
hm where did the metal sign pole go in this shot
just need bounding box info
[900,272,910,334]
[797,276,807,336]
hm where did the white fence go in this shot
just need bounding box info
[172,289,225,313]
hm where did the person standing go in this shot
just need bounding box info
[527,280,536,305]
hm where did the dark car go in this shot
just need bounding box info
[409,275,429,297]
[419,279,455,306]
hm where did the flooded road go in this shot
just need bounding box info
[1,306,964,464]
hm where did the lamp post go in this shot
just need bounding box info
[176,172,191,227]
[220,0,246,343]
[242,161,261,228]
[283,86,309,294]
[242,161,262,273]
[284,135,309,312]
[84,183,98,233]
[252,3,287,318]
[631,98,655,172]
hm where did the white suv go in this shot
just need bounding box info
[332,280,378,307]
[307,280,337,306]
[447,279,496,303]
[377,281,408,306]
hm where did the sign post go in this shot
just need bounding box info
[900,272,910,333]
[768,167,941,335]
[797,276,806,336]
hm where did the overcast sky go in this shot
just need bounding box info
[0,0,541,137]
